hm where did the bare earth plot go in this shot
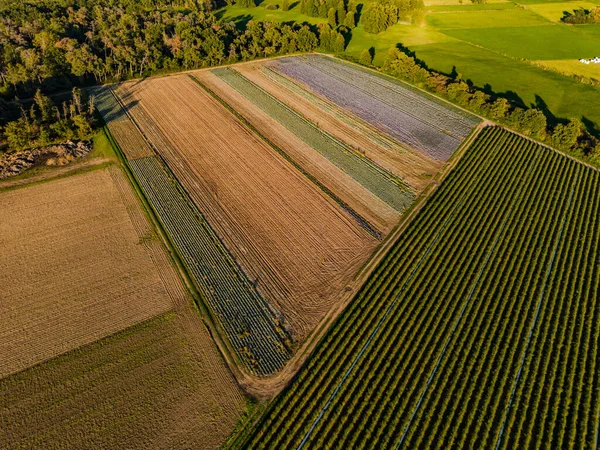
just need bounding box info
[0,167,247,449]
[194,70,400,235]
[0,167,175,377]
[115,75,378,340]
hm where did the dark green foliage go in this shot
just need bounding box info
[300,0,353,27]
[2,88,94,151]
[562,6,600,23]
[328,7,337,26]
[0,0,318,100]
[319,25,346,52]
[359,48,373,66]
[361,0,423,34]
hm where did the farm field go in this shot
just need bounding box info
[0,167,175,377]
[241,127,600,449]
[0,166,247,449]
[0,312,246,449]
[231,63,443,192]
[219,0,600,128]
[210,67,414,213]
[112,74,379,360]
[268,55,478,161]
[194,70,401,235]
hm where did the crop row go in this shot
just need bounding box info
[241,127,600,447]
[270,55,479,161]
[93,87,129,124]
[260,66,405,154]
[128,156,292,376]
[211,67,415,213]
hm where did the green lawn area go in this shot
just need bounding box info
[536,58,600,79]
[410,39,600,122]
[425,8,549,28]
[525,1,599,21]
[425,3,517,11]
[345,23,452,65]
[444,25,600,59]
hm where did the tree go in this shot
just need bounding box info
[344,9,355,27]
[328,8,338,26]
[282,0,291,10]
[34,90,53,122]
[552,119,582,150]
[488,98,510,120]
[337,1,347,25]
[333,33,346,52]
[73,115,93,139]
[359,49,373,66]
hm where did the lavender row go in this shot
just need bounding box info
[305,55,478,135]
[269,56,478,161]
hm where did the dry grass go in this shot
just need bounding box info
[236,63,444,192]
[0,166,247,449]
[194,70,400,235]
[115,75,379,340]
[0,312,247,450]
[0,167,176,377]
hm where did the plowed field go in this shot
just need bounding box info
[116,75,378,340]
[0,167,176,377]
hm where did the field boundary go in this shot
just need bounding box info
[101,121,263,393]
[224,126,486,450]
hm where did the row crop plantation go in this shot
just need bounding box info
[242,127,600,449]
[210,67,415,214]
[96,87,293,376]
[130,157,292,375]
[270,55,479,161]
[114,75,378,351]
[250,64,443,193]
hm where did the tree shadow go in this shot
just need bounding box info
[582,116,600,138]
[368,46,375,60]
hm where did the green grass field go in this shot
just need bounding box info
[218,0,600,128]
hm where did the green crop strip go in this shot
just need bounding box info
[211,67,415,213]
[241,127,600,448]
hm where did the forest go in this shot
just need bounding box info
[0,0,317,106]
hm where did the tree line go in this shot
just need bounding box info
[381,47,600,164]
[0,0,319,103]
[3,88,94,150]
[562,7,600,24]
[361,0,424,33]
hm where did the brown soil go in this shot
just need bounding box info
[0,167,175,377]
[0,165,247,449]
[115,75,379,341]
[194,70,399,235]
[236,63,444,192]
